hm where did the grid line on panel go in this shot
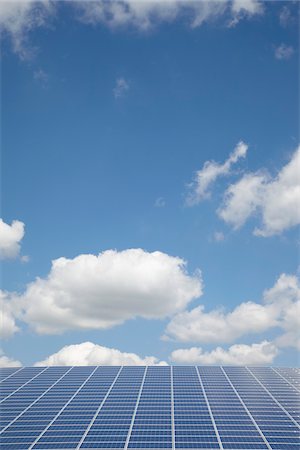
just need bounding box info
[0,366,74,435]
[170,365,175,450]
[124,366,148,450]
[271,367,300,393]
[76,366,123,449]
[246,366,300,430]
[28,366,99,450]
[195,366,223,450]
[220,366,272,450]
[0,366,49,404]
[0,367,24,384]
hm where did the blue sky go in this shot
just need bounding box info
[0,0,299,367]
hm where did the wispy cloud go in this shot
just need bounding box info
[186,141,248,206]
[0,0,55,59]
[33,68,49,86]
[279,5,293,28]
[0,1,265,60]
[113,77,130,98]
[213,231,225,242]
[75,0,264,31]
[275,43,294,60]
[154,197,166,208]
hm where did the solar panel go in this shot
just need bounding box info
[0,366,299,450]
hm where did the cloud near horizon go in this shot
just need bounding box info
[164,272,300,350]
[35,342,167,366]
[0,339,280,367]
[170,340,278,365]
[0,350,22,368]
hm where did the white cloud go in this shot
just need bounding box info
[0,291,19,339]
[0,1,264,59]
[0,219,25,260]
[0,0,54,59]
[186,141,248,205]
[229,0,263,26]
[76,0,180,30]
[231,0,263,16]
[275,43,294,60]
[164,273,300,350]
[188,1,227,28]
[218,146,300,236]
[16,248,202,334]
[164,302,277,344]
[0,350,22,368]
[75,0,263,30]
[170,341,278,365]
[113,77,129,98]
[264,273,300,350]
[218,172,266,229]
[35,342,167,366]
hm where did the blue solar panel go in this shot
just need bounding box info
[0,366,299,449]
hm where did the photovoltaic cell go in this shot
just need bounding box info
[271,368,300,392]
[0,366,299,450]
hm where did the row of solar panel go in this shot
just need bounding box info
[2,367,299,448]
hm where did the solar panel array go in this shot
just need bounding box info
[0,366,299,450]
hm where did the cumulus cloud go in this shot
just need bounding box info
[0,291,19,339]
[164,302,277,344]
[186,141,248,205]
[264,273,300,350]
[0,219,25,260]
[0,350,22,368]
[0,0,54,59]
[164,273,300,350]
[35,342,167,366]
[275,43,294,60]
[170,341,278,365]
[75,0,263,30]
[15,248,202,334]
[113,77,130,98]
[218,146,300,236]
